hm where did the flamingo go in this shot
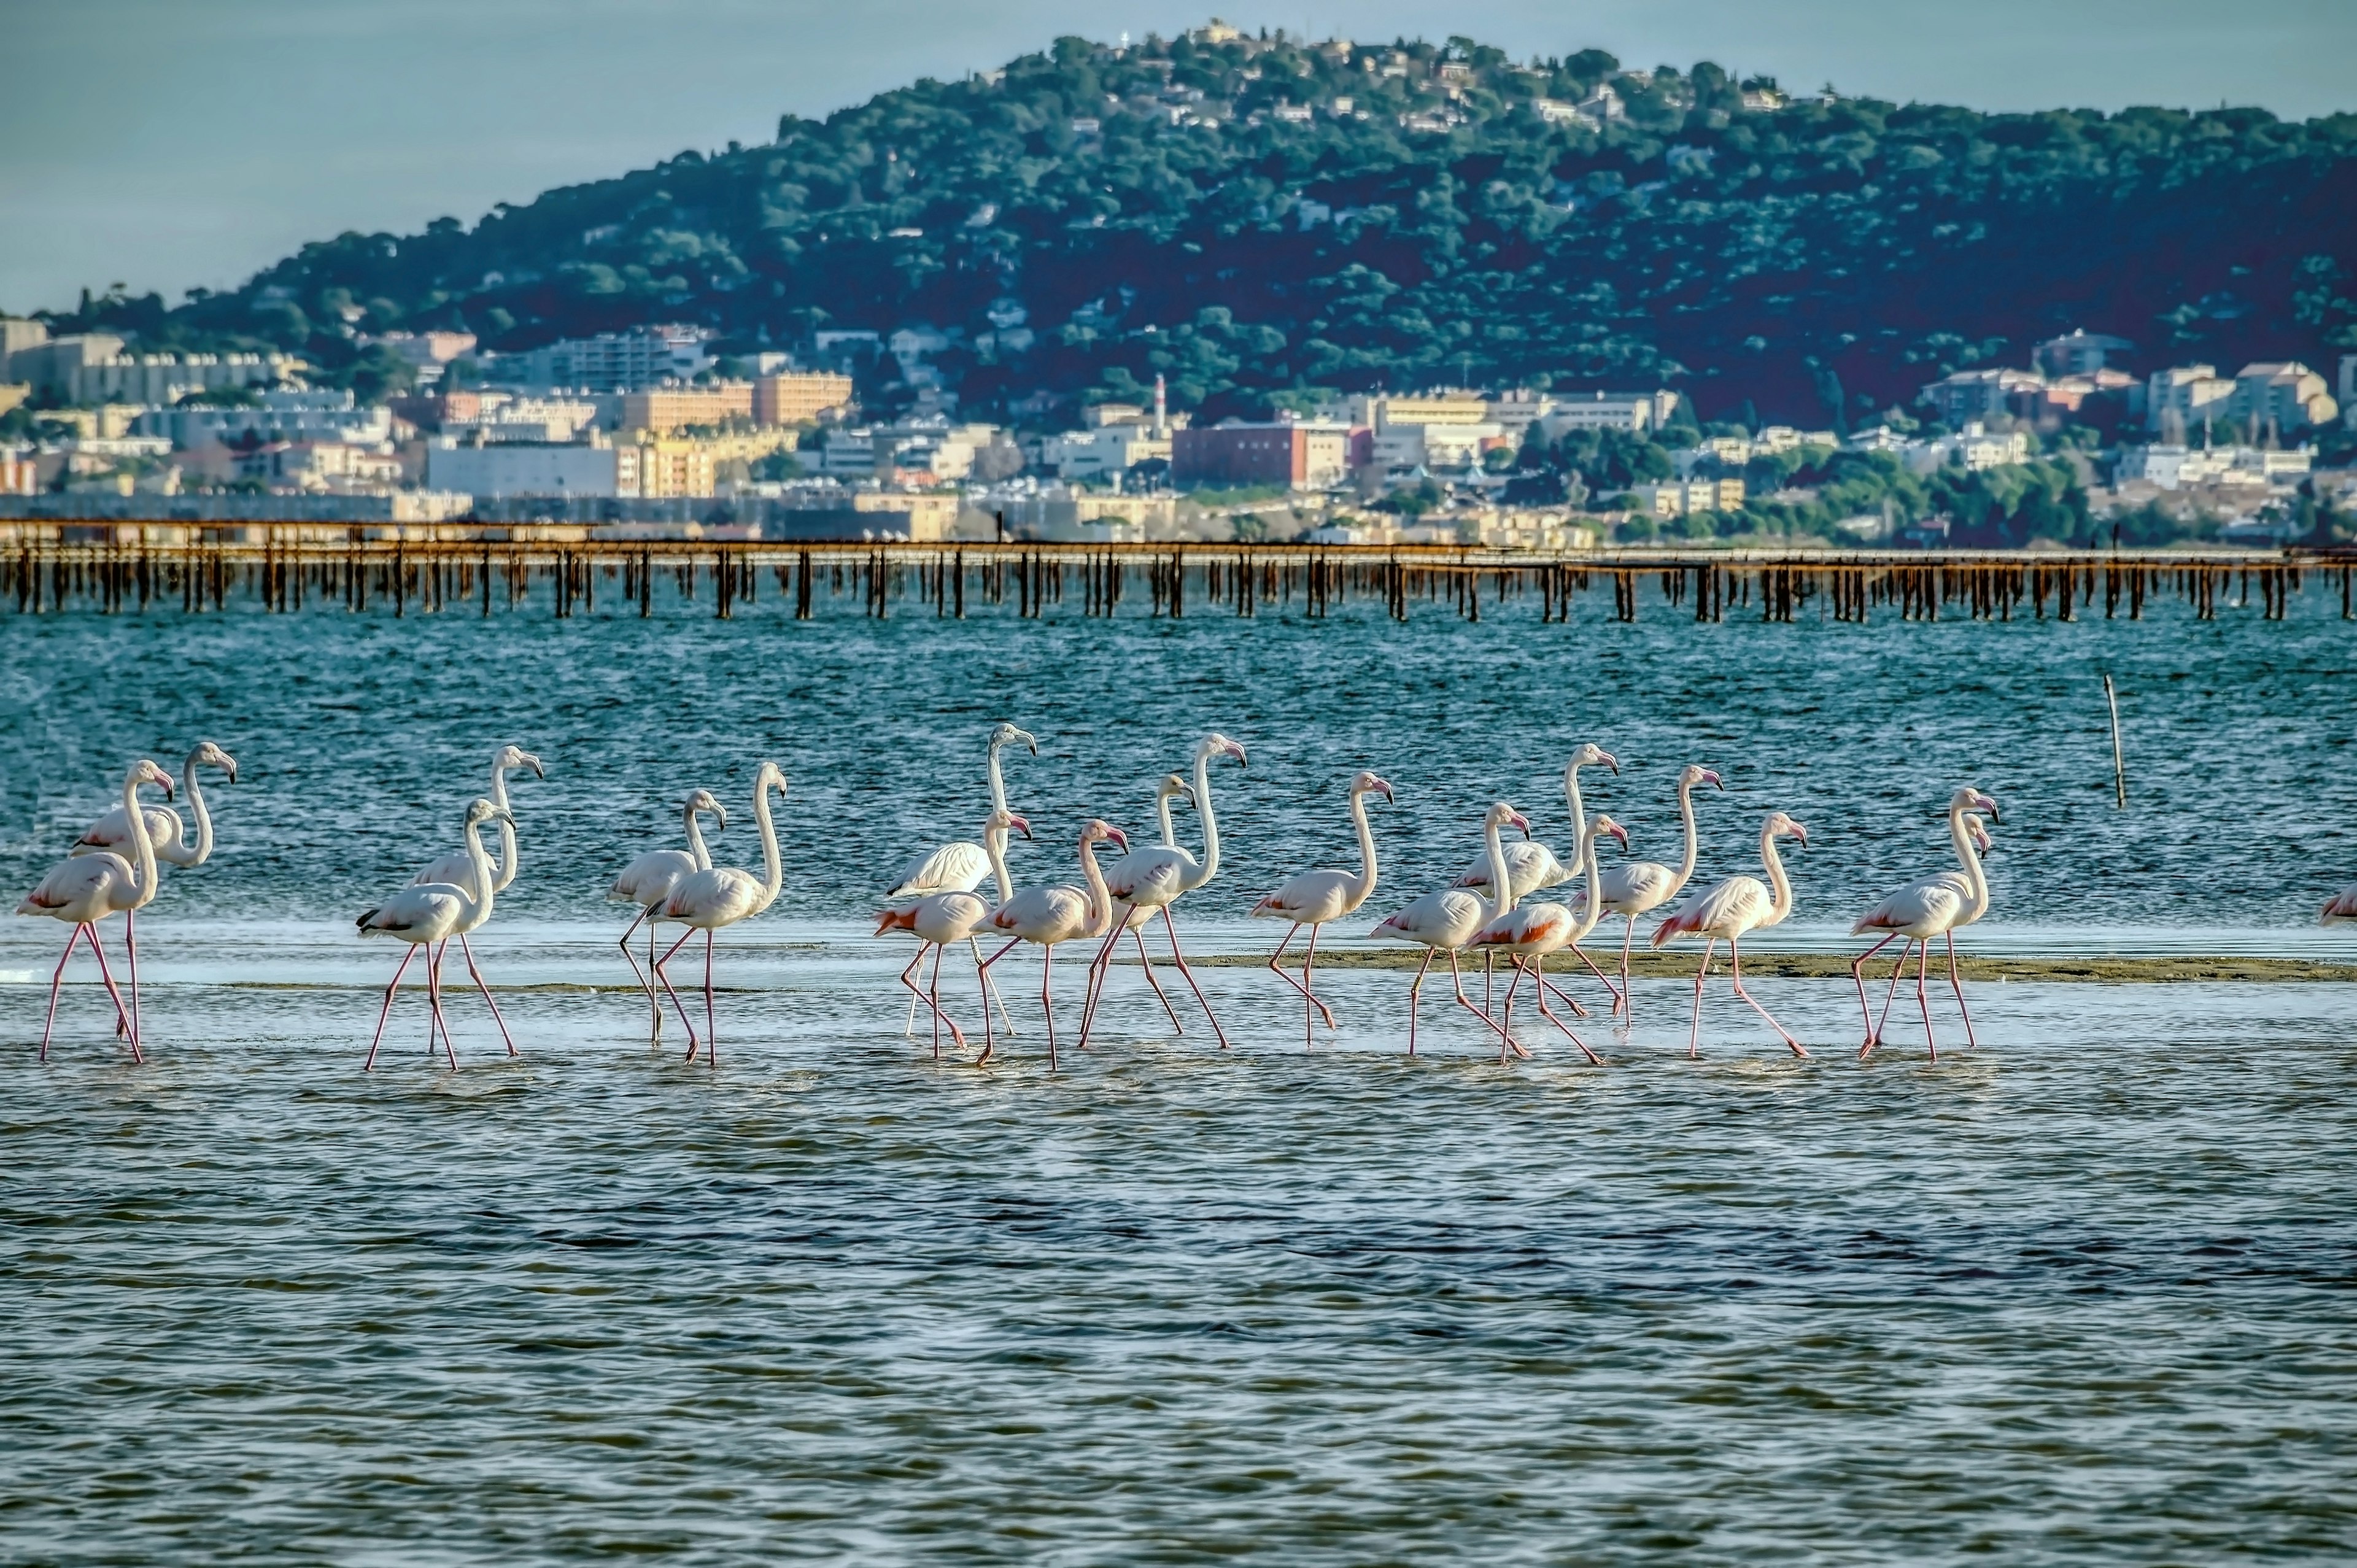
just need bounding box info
[412,744,544,892]
[884,722,1035,1037]
[17,759,174,1062]
[1851,788,1999,1059]
[355,798,511,1072]
[70,739,238,1043]
[1651,811,1811,1059]
[1368,801,1531,1059]
[876,808,1028,1059]
[1474,813,1631,1065]
[1577,765,1722,1021]
[1078,773,1196,1038]
[1453,744,1616,1010]
[1079,732,1247,1049]
[2326,881,2357,925]
[980,819,1127,1069]
[608,789,727,1037]
[1247,770,1393,1049]
[654,761,788,1066]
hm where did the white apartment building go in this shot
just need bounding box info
[425,438,637,498]
[1905,422,2031,474]
[2148,365,2238,433]
[137,390,392,449]
[1533,388,1681,438]
[5,331,303,404]
[1630,477,1744,517]
[1041,423,1172,482]
[496,325,713,393]
[2115,444,2311,490]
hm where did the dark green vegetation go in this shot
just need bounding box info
[25,30,2357,426]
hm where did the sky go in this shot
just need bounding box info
[2,0,2350,317]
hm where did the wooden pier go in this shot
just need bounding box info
[3,523,2351,624]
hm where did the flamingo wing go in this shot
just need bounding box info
[72,804,182,858]
[1853,877,1967,937]
[991,884,1090,941]
[17,854,127,917]
[1105,846,1194,906]
[910,890,991,943]
[2322,882,2357,925]
[1474,902,1573,951]
[610,848,695,905]
[1593,860,1676,914]
[1252,868,1355,922]
[888,840,989,898]
[357,886,465,938]
[1654,876,1768,946]
[1452,841,1565,897]
[1371,887,1487,946]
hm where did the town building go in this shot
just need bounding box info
[1629,477,1745,518]
[136,389,393,450]
[752,371,855,426]
[2032,330,2134,377]
[1172,422,1349,490]
[425,438,638,498]
[2147,365,2239,434]
[5,333,304,404]
[622,383,756,434]
[1531,389,1681,438]
[2229,363,2338,434]
[494,325,713,393]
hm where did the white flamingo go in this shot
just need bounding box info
[69,739,238,1043]
[1850,788,1999,1059]
[1577,764,1722,1019]
[1474,813,1631,1065]
[1369,801,1531,1059]
[2326,878,2357,927]
[876,808,1027,1059]
[1247,770,1392,1048]
[1080,733,1247,1049]
[17,759,173,1062]
[654,762,788,1066]
[980,819,1127,1069]
[1453,744,1616,1009]
[411,744,543,893]
[608,789,727,1037]
[1078,773,1196,1038]
[884,722,1035,1036]
[1651,811,1811,1059]
[1865,809,1991,1051]
[355,798,511,1072]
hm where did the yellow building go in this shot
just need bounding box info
[621,383,755,434]
[754,372,855,426]
[632,437,717,498]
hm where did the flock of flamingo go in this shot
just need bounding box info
[18,728,2357,1072]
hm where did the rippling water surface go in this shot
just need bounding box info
[5,585,2357,1561]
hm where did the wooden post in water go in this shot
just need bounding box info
[2104,673,2126,808]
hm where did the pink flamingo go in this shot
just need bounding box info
[876,808,1027,1059]
[1080,733,1247,1049]
[69,740,235,1045]
[1248,770,1392,1048]
[355,798,511,1071]
[654,762,788,1066]
[1080,774,1196,1038]
[980,819,1127,1069]
[1579,765,1722,1021]
[883,722,1034,1037]
[1851,789,1999,1059]
[1369,801,1531,1059]
[409,746,543,1053]
[1651,811,1811,1059]
[1453,744,1617,1010]
[2323,879,2357,926]
[608,789,726,1038]
[17,759,174,1062]
[1474,813,1630,1065]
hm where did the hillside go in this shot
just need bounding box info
[37,28,2357,426]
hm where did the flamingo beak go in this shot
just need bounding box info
[1009,813,1033,841]
[1107,826,1129,850]
[1601,751,1620,774]
[1792,822,1809,847]
[225,760,239,784]
[1225,740,1248,766]
[525,753,547,779]
[1975,792,2000,822]
[1511,811,1531,838]
[1374,777,1395,802]
[494,808,517,827]
[1609,825,1631,849]
[1705,771,1724,790]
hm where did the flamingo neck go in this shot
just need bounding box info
[1950,805,1989,922]
[751,777,784,911]
[1759,824,1794,927]
[120,767,161,908]
[1568,820,1606,941]
[487,758,520,893]
[985,822,1014,904]
[1182,749,1221,889]
[986,737,1010,816]
[683,800,714,870]
[1347,788,1379,904]
[1156,792,1179,849]
[1563,762,1589,852]
[1665,776,1702,899]
[460,814,497,923]
[172,749,214,867]
[1078,836,1115,934]
[1483,817,1514,924]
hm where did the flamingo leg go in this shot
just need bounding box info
[617,905,657,1030]
[1730,938,1808,1057]
[654,928,702,1059]
[973,936,1015,1036]
[1498,959,1523,1061]
[1618,916,1638,1019]
[1451,951,1527,1061]
[899,944,934,1054]
[1851,932,1902,1056]
[1075,921,1128,1048]
[702,929,717,1068]
[1302,924,1331,1038]
[1874,941,1914,1048]
[363,944,418,1072]
[39,923,79,1064]
[85,924,139,1064]
[1945,932,1977,1051]
[928,943,968,1056]
[124,908,143,1054]
[1528,956,1603,1065]
[1536,969,1595,1028]
[903,964,923,1037]
[427,948,459,1070]
[1405,949,1434,1056]
[1159,908,1227,1049]
[1132,928,1185,1033]
[975,937,1023,1067]
[1915,938,1938,1062]
[1556,939,1605,1017]
[1268,923,1337,1039]
[650,922,664,1039]
[1041,944,1059,1071]
[1484,949,1496,1015]
[458,933,517,1056]
[1688,938,1716,1058]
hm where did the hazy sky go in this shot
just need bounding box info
[2,0,2350,315]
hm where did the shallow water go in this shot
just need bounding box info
[6,587,2357,1561]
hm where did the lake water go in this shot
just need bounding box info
[5,582,2356,1561]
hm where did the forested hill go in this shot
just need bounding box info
[45,29,2357,425]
